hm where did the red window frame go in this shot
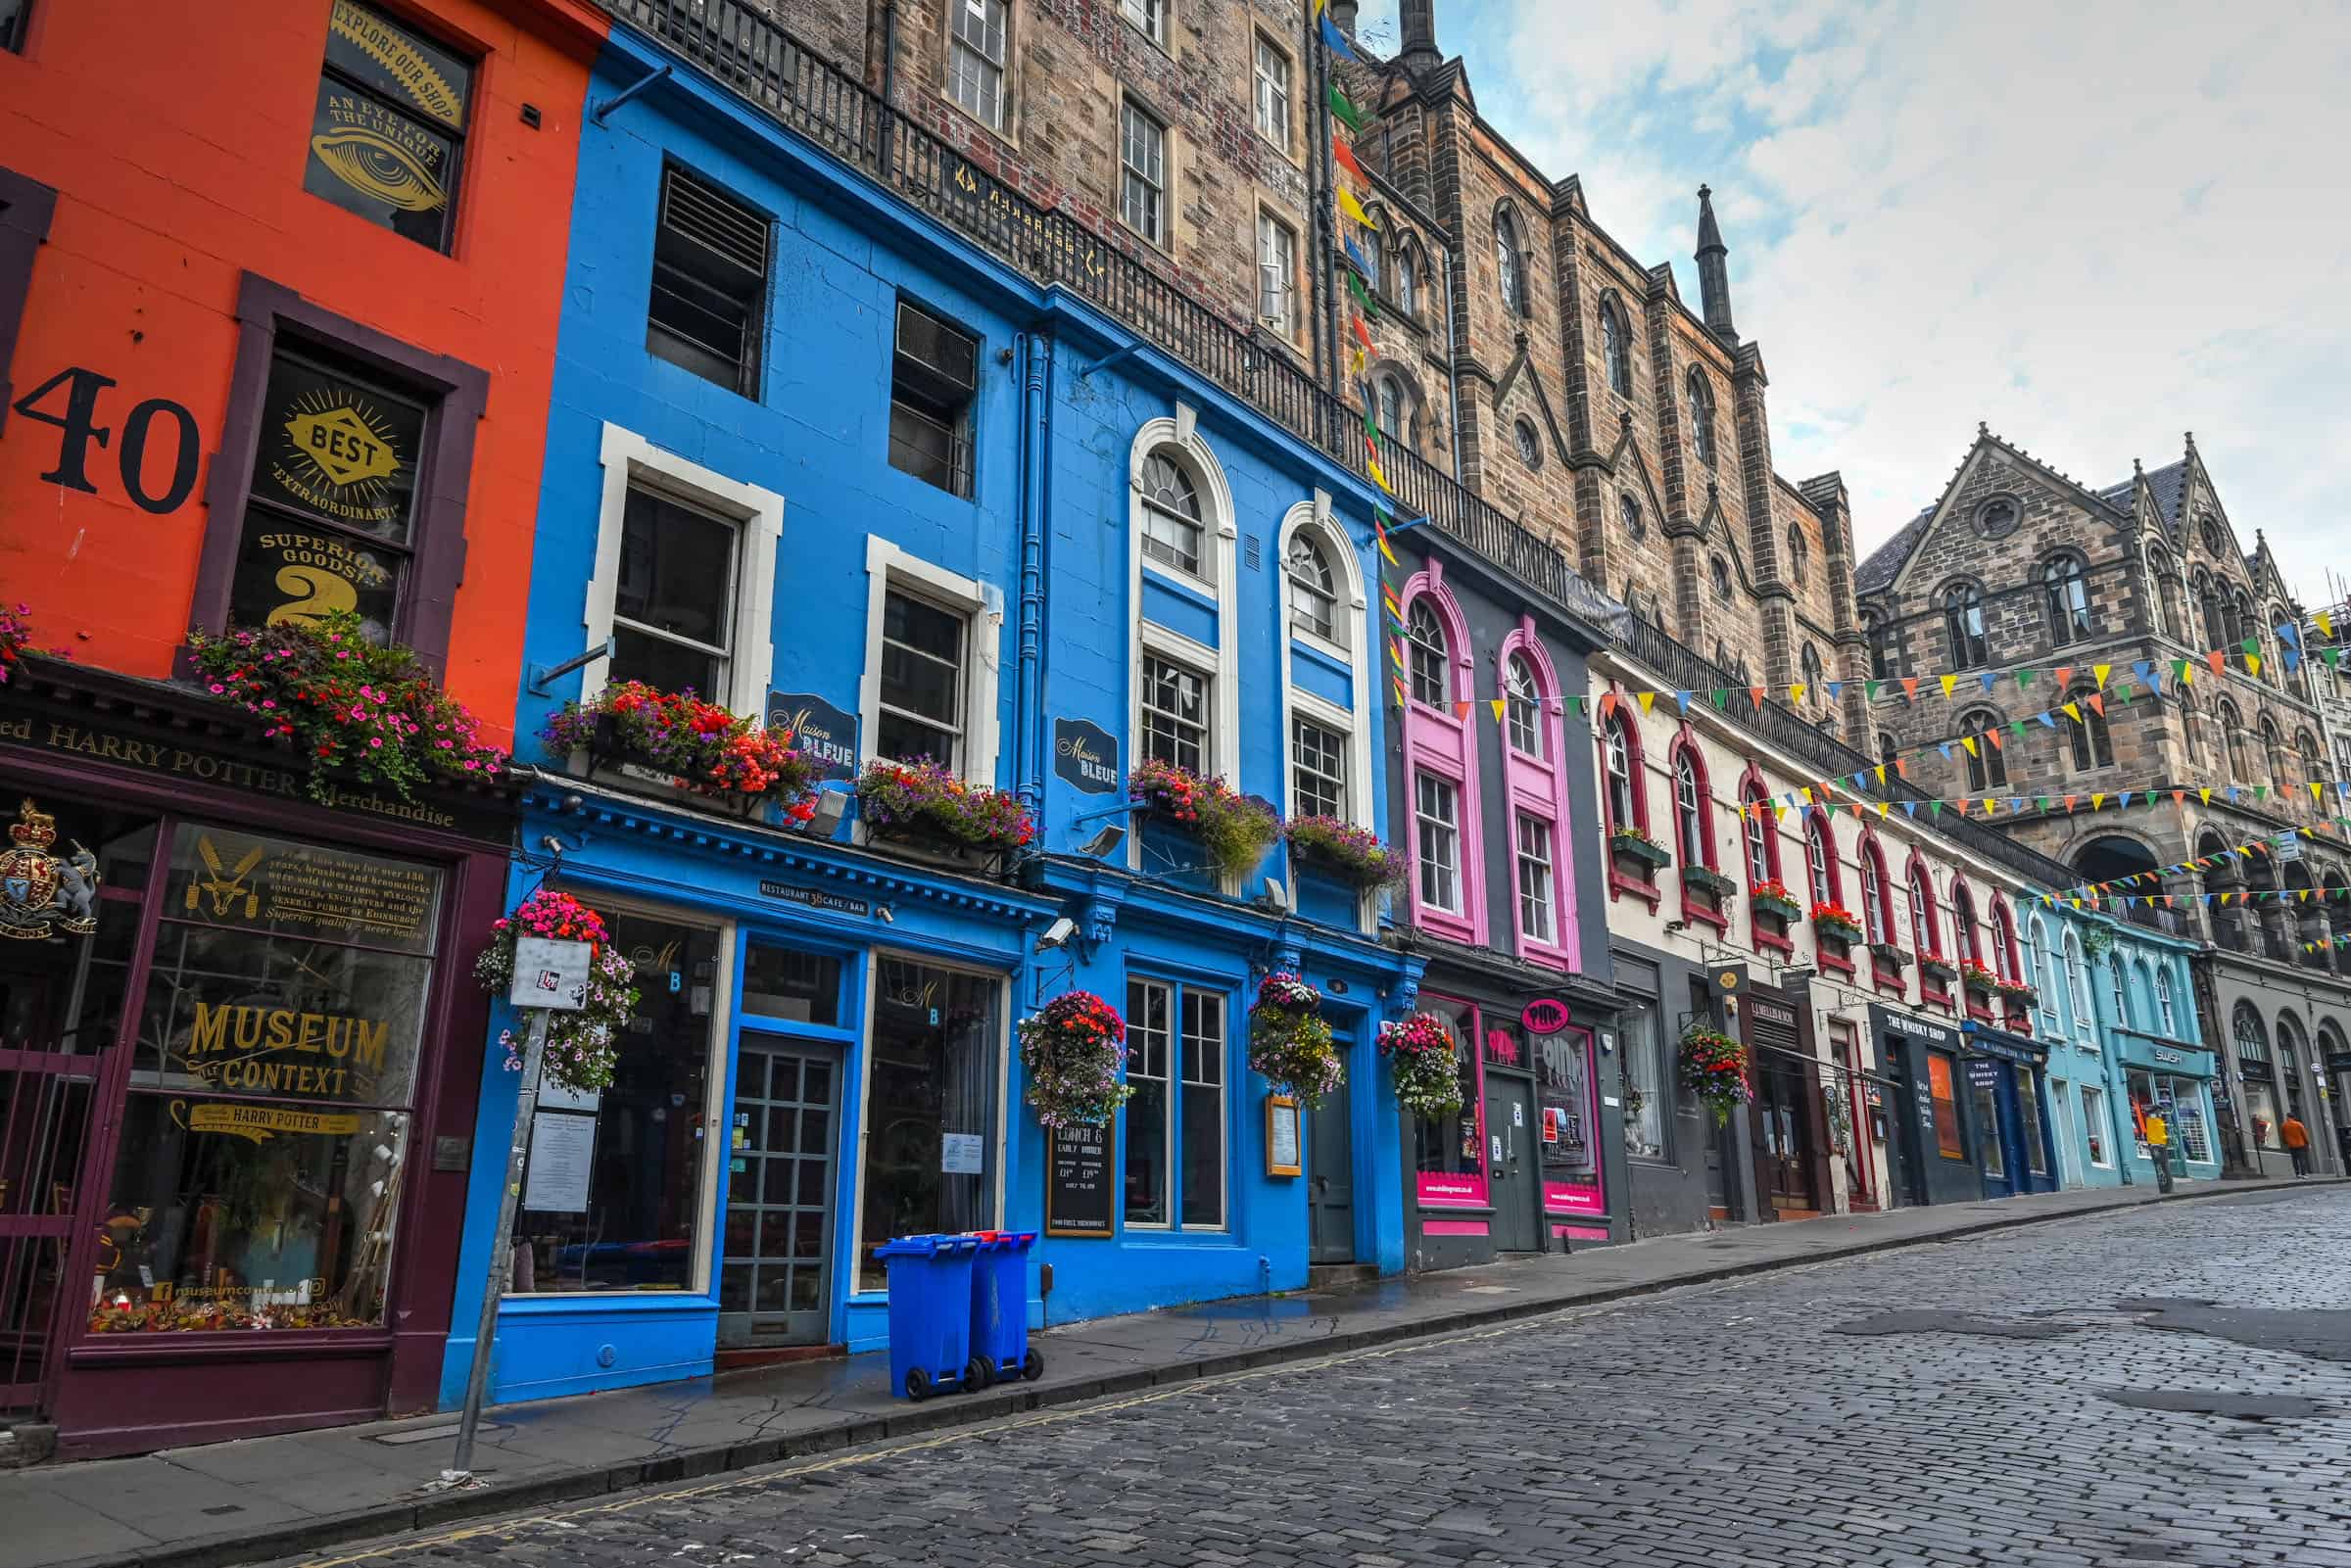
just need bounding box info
[1599,697,1657,908]
[1951,878,1991,1021]
[1738,763,1792,953]
[1805,813,1853,976]
[1907,850,1952,1010]
[1668,729,1725,930]
[1857,828,1905,995]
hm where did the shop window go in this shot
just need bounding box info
[2014,1066,2047,1175]
[2081,1084,2110,1166]
[647,165,770,397]
[1534,1027,1600,1204]
[304,1,472,253]
[511,912,720,1295]
[1970,1072,2003,1177]
[1411,1000,1480,1181]
[1291,715,1347,819]
[2164,1078,2211,1163]
[742,943,843,1025]
[1618,1000,1666,1161]
[888,301,978,497]
[1926,1050,1963,1160]
[611,486,740,698]
[99,825,448,1332]
[1140,651,1211,774]
[858,959,999,1289]
[1123,979,1226,1230]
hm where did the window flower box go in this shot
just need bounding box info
[1683,864,1738,897]
[1918,954,1960,982]
[1285,815,1406,890]
[1868,941,1910,969]
[1959,960,1999,996]
[1808,902,1863,942]
[1750,880,1803,923]
[1130,758,1280,883]
[545,682,820,821]
[1609,827,1672,871]
[1992,976,2038,1004]
[855,759,1033,874]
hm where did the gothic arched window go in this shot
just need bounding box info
[1495,209,1526,317]
[1600,298,1632,396]
[1943,582,1988,669]
[1687,370,1715,467]
[1960,710,2007,791]
[1407,597,1449,708]
[2041,554,2091,645]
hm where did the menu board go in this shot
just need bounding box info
[1045,1121,1115,1238]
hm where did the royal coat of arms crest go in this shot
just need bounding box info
[0,798,100,940]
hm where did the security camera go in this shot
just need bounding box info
[1036,916,1080,952]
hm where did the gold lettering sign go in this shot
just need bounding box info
[273,384,406,527]
[329,0,465,126]
[25,719,459,830]
[172,1100,363,1144]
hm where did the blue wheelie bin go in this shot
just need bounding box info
[873,1233,984,1401]
[968,1230,1042,1385]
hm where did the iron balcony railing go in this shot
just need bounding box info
[604,0,2077,900]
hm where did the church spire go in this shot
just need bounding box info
[1695,184,1736,345]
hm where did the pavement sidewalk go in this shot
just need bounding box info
[5,1175,2327,1568]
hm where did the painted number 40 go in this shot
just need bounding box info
[12,365,201,515]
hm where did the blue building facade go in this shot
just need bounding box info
[2018,904,2216,1190]
[439,20,1420,1409]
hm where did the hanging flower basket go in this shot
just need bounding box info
[1959,960,1999,995]
[1683,863,1738,896]
[1249,972,1342,1107]
[854,759,1034,858]
[1017,990,1131,1128]
[0,601,71,686]
[1285,815,1406,890]
[185,612,504,804]
[1377,1011,1463,1120]
[544,682,821,819]
[1609,826,1672,869]
[1678,1027,1751,1128]
[1749,879,1803,922]
[472,889,641,1094]
[1809,902,1863,942]
[1129,758,1281,883]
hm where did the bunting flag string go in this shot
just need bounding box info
[2046,815,2351,905]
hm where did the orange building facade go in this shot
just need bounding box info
[0,0,600,1457]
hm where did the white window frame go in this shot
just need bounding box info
[1505,653,1546,758]
[1415,771,1463,915]
[1252,33,1291,148]
[2081,1083,2113,1167]
[2154,965,2177,1035]
[1275,498,1372,925]
[1120,0,1166,44]
[857,536,1003,784]
[946,0,1008,133]
[1257,207,1298,337]
[1290,709,1349,821]
[2064,929,2093,1036]
[1515,813,1556,945]
[584,422,781,718]
[1138,643,1214,776]
[1122,976,1229,1233]
[1119,97,1167,247]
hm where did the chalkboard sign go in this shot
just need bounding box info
[1045,1120,1115,1237]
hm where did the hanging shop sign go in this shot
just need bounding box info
[1045,1120,1115,1237]
[1052,718,1120,795]
[1520,997,1569,1035]
[766,689,858,782]
[0,797,100,940]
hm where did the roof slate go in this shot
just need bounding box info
[1855,506,1934,594]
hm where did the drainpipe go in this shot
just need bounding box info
[1014,329,1052,812]
[880,1,898,107]
[1440,239,1464,484]
[1306,2,1335,404]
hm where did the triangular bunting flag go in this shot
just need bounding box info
[1331,134,1367,182]
[2092,663,2111,689]
[1939,674,1959,700]
[2087,692,2105,717]
[1489,699,1507,722]
[1327,81,1366,132]
[1637,690,1656,714]
[1901,677,1920,701]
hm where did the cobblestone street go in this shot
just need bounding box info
[270,1187,2351,1568]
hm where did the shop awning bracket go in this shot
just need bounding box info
[529,637,614,696]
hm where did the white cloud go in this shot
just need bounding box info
[1358,0,2351,603]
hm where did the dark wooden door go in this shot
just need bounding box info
[1753,1057,1820,1212]
[1307,1074,1353,1264]
[718,1038,841,1347]
[1483,1077,1540,1252]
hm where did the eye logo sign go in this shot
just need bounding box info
[310,127,448,214]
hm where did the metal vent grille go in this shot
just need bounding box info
[661,166,768,279]
[1244,535,1263,571]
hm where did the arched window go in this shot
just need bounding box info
[2181,689,2207,765]
[2232,1003,2269,1065]
[1394,240,1418,318]
[2063,928,2092,1028]
[2259,714,2286,784]
[2066,685,2113,773]
[1687,369,1715,467]
[1619,494,1646,539]
[2297,730,2324,790]
[2219,698,2248,780]
[1600,297,1632,396]
[2195,570,2226,652]
[2109,958,2132,1029]
[1602,710,1645,834]
[1907,856,1943,959]
[1138,450,1206,577]
[1943,583,1988,668]
[1710,556,1732,598]
[1495,209,1525,316]
[1959,710,2008,791]
[1406,597,1449,707]
[1862,612,1893,679]
[1950,879,1981,965]
[1286,530,1338,643]
[1785,524,1808,587]
[1803,813,1840,910]
[2026,917,2056,1031]
[2040,555,2091,645]
[1742,774,1778,888]
[1860,839,1893,944]
[1504,652,1545,757]
[1990,899,2018,982]
[2147,548,2180,640]
[1361,231,1381,297]
[1672,745,1711,869]
[1799,643,1824,698]
[2154,964,2177,1035]
[1373,373,1406,443]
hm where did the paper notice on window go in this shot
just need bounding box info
[524,1112,598,1213]
[940,1132,984,1175]
[535,1064,601,1115]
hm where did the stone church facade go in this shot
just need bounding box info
[1856,431,2351,1176]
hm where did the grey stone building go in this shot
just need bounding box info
[1856,429,2350,1177]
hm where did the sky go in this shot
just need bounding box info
[1347,0,2351,605]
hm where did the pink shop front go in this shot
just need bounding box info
[1402,967,1628,1269]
